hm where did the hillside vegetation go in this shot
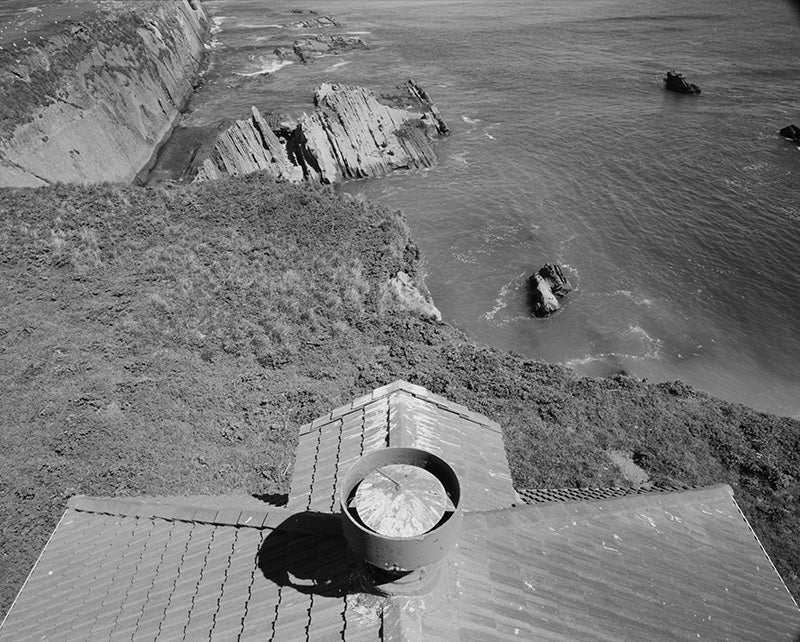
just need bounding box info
[0,174,798,615]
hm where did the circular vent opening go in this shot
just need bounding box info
[340,447,462,573]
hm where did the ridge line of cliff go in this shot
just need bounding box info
[0,0,211,187]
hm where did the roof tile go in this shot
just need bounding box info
[3,383,799,642]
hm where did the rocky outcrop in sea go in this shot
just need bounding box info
[193,80,449,184]
[779,124,800,143]
[0,0,210,187]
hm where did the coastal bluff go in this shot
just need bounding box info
[0,0,209,188]
[192,80,449,184]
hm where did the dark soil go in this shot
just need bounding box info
[1,174,798,616]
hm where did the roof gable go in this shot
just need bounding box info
[287,380,520,513]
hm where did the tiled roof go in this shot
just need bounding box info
[2,380,799,641]
[287,380,520,512]
[0,498,375,642]
[427,484,800,640]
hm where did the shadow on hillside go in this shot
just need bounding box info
[252,492,288,506]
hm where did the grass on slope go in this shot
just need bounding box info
[0,174,798,616]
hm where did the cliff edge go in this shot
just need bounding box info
[0,0,209,187]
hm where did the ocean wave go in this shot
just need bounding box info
[563,323,663,372]
[448,151,469,168]
[484,273,526,323]
[238,23,285,29]
[620,324,663,359]
[611,289,653,306]
[211,16,227,34]
[461,115,480,125]
[563,349,659,370]
[325,60,351,72]
[557,262,580,285]
[234,58,293,77]
[453,251,478,265]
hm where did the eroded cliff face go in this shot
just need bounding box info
[0,0,209,187]
[193,80,449,184]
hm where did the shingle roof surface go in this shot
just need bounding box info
[424,484,800,640]
[2,380,798,641]
[0,501,376,642]
[288,380,520,512]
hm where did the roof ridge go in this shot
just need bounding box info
[516,483,703,504]
[465,483,735,521]
[66,496,296,529]
[300,379,501,435]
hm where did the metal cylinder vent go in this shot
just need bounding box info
[340,447,462,574]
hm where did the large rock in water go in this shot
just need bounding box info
[663,70,701,95]
[779,124,800,143]
[528,264,573,317]
[192,80,449,184]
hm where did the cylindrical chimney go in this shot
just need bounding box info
[340,447,462,593]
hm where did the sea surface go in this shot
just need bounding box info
[8,0,800,416]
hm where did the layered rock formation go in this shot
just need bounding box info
[289,10,339,29]
[0,0,209,187]
[193,80,449,184]
[193,108,303,183]
[289,35,368,64]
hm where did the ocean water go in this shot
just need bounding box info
[11,0,800,416]
[188,0,800,417]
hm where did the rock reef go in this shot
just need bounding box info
[0,0,210,187]
[779,124,800,143]
[663,70,701,95]
[193,80,449,184]
[529,263,573,316]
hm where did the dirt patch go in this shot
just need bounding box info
[607,450,651,486]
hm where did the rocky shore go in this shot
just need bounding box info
[192,80,449,184]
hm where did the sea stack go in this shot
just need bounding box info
[528,263,573,317]
[663,70,701,95]
[779,124,800,143]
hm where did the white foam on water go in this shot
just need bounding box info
[234,58,293,77]
[461,115,480,124]
[620,324,663,359]
[325,60,351,72]
[453,251,478,265]
[484,273,526,323]
[449,151,469,168]
[238,23,285,29]
[612,289,653,307]
[211,16,227,34]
